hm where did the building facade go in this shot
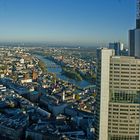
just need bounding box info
[95,48,140,140]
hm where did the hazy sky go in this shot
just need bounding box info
[0,0,136,46]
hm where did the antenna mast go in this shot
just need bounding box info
[137,0,140,19]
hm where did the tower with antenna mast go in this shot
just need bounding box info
[129,0,140,57]
[136,0,140,28]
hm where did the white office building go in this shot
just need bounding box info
[95,48,140,140]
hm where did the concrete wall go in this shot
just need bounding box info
[98,49,114,140]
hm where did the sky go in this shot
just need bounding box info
[0,0,136,46]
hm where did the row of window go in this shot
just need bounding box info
[109,104,139,108]
[111,64,140,67]
[109,127,139,130]
[110,135,139,140]
[110,71,140,74]
[109,108,139,112]
[110,75,140,78]
[110,78,138,81]
[109,123,139,127]
[111,86,140,89]
[110,67,140,71]
[110,82,140,85]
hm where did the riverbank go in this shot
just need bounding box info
[38,59,47,73]
[34,54,92,88]
[62,67,83,81]
[45,56,96,83]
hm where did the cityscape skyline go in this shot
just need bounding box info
[0,1,140,140]
[0,0,136,46]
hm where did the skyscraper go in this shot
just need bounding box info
[95,48,140,140]
[129,0,140,57]
[95,48,115,140]
[109,42,124,56]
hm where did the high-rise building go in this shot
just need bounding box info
[95,48,115,140]
[109,42,124,56]
[129,0,140,57]
[95,48,140,140]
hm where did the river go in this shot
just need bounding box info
[35,55,92,88]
